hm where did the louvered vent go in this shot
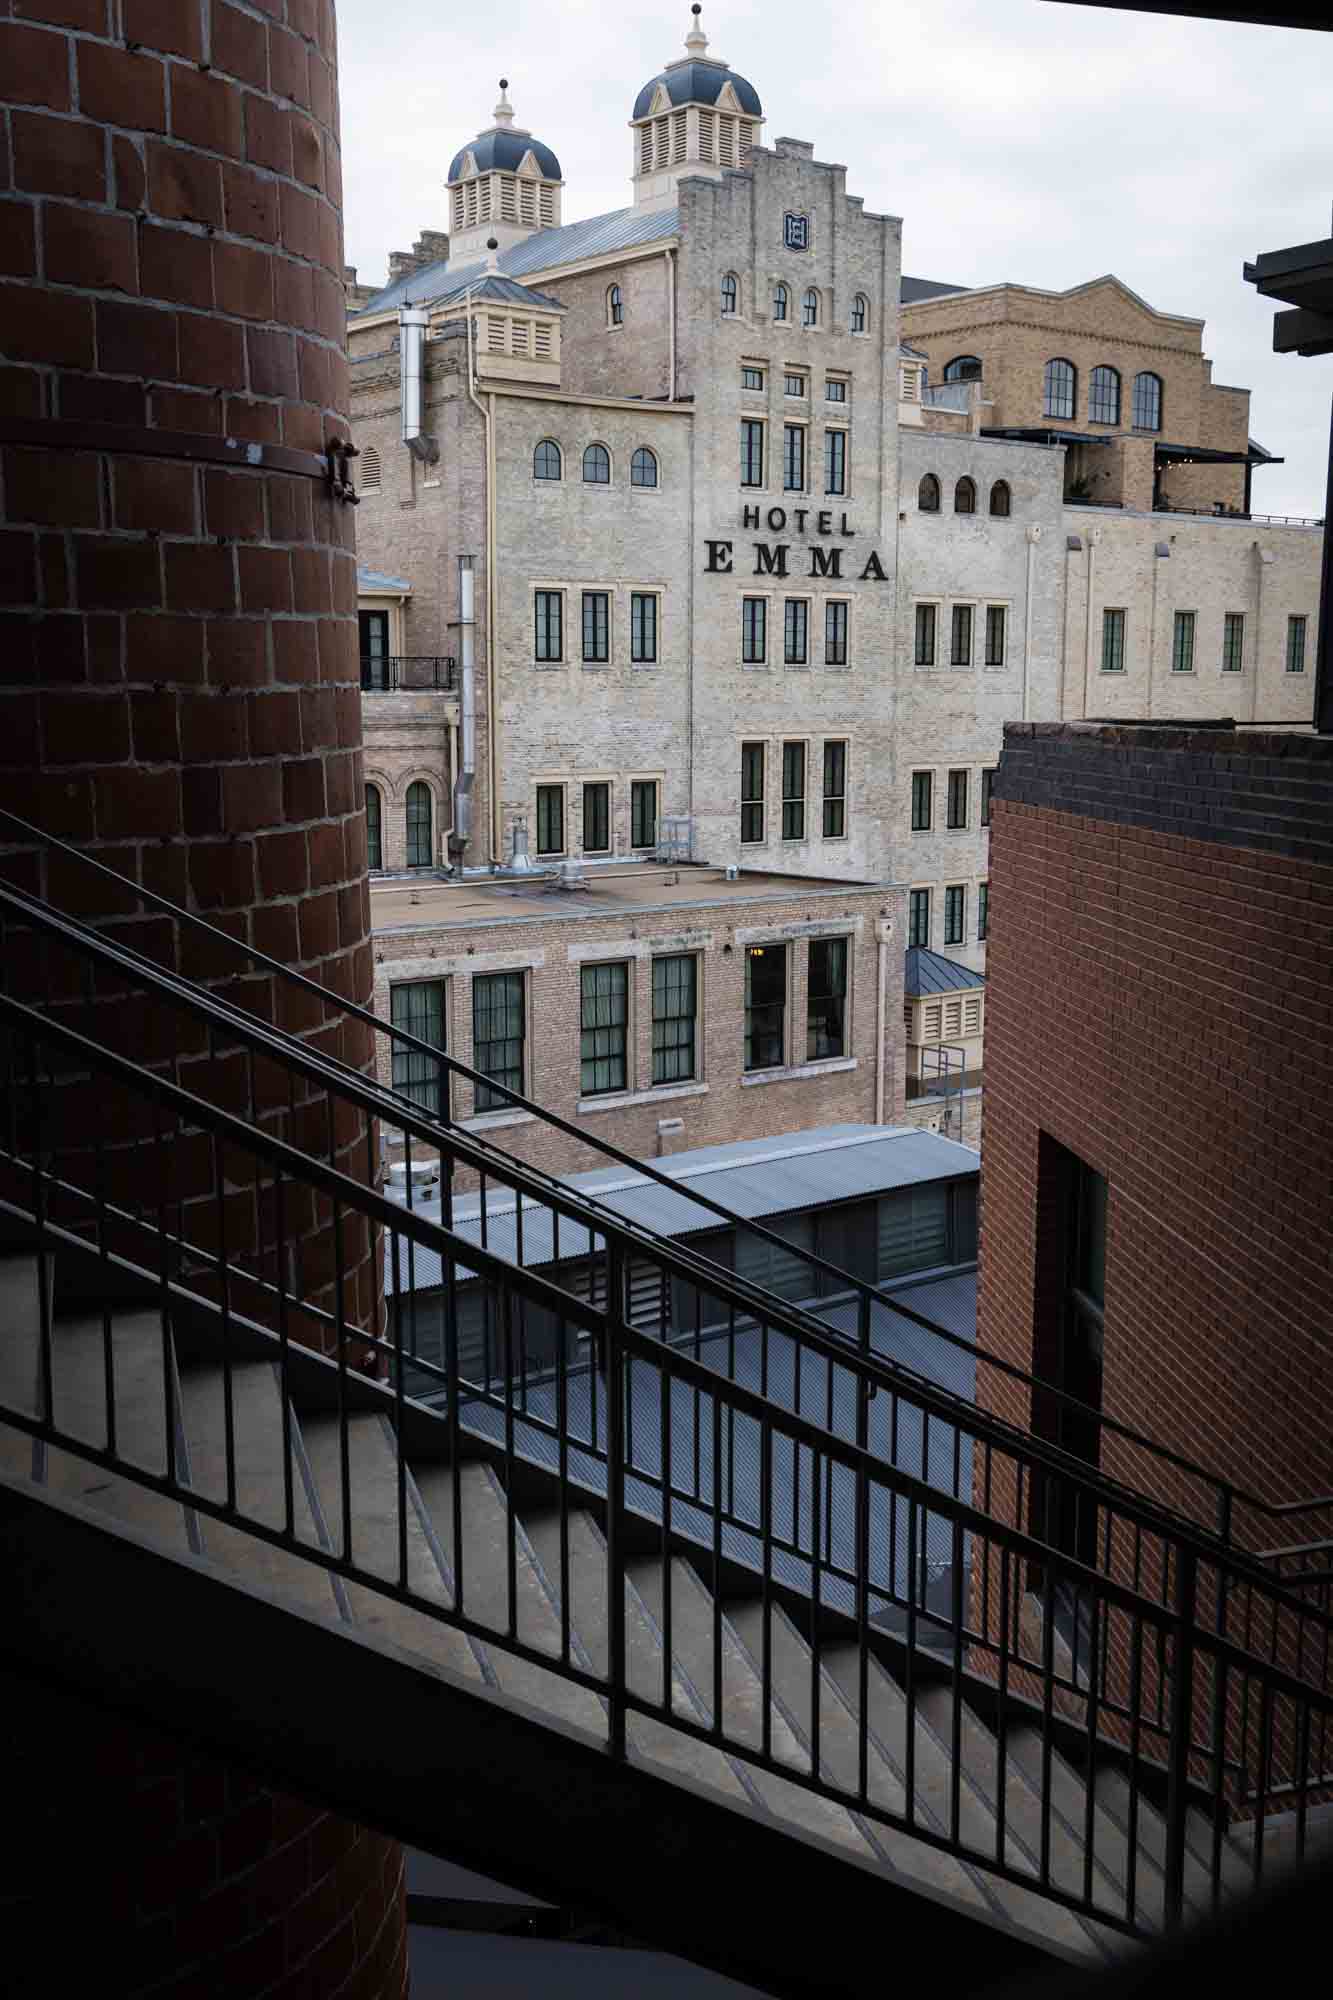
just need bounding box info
[923,1002,942,1040]
[718,117,735,166]
[486,314,507,353]
[539,186,555,226]
[360,446,382,491]
[964,997,982,1036]
[520,181,536,224]
[640,125,654,173]
[533,321,553,357]
[943,1000,963,1039]
[738,121,753,165]
[698,111,715,161]
[672,110,687,162]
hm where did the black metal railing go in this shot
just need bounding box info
[360,655,458,692]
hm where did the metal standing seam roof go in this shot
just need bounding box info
[901,275,968,304]
[631,61,762,120]
[353,208,682,320]
[904,947,987,998]
[447,130,562,184]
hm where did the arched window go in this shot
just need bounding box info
[582,443,611,484]
[405,782,432,868]
[918,473,940,513]
[943,355,982,382]
[802,288,819,328]
[360,445,382,492]
[1043,357,1076,420]
[989,479,1011,518]
[365,784,382,870]
[607,283,623,327]
[721,272,738,316]
[773,282,788,322]
[1132,370,1162,432]
[954,476,977,515]
[533,438,562,481]
[630,446,658,489]
[850,293,868,335]
[1089,365,1121,425]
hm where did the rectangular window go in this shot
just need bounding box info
[951,603,973,667]
[822,739,847,839]
[740,740,765,844]
[1101,608,1126,673]
[823,428,846,495]
[981,769,994,828]
[1171,609,1196,674]
[535,783,564,856]
[908,888,930,949]
[1287,614,1307,673]
[784,372,806,398]
[807,936,848,1060]
[781,740,806,840]
[472,971,524,1112]
[534,589,562,663]
[580,961,629,1096]
[947,768,969,830]
[745,943,786,1071]
[911,770,932,832]
[915,603,937,666]
[784,597,808,666]
[581,590,609,664]
[825,378,847,403]
[631,779,658,849]
[978,881,989,942]
[390,980,445,1117]
[742,596,767,664]
[740,418,764,487]
[824,599,848,666]
[783,423,806,491]
[944,884,966,945]
[1222,612,1245,673]
[630,591,658,664]
[985,603,1007,667]
[741,365,764,391]
[652,953,697,1084]
[582,781,610,854]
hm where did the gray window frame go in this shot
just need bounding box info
[534,589,563,663]
[823,427,846,495]
[652,953,698,1084]
[1171,610,1196,674]
[783,422,806,491]
[391,979,446,1117]
[405,780,432,867]
[781,740,806,841]
[744,943,786,1071]
[582,442,611,484]
[1089,365,1121,425]
[807,936,848,1059]
[1222,612,1245,673]
[1043,357,1076,421]
[978,882,989,942]
[740,418,764,488]
[822,740,847,839]
[908,888,930,948]
[784,596,808,666]
[985,603,1007,667]
[947,768,969,830]
[631,778,658,850]
[951,602,973,667]
[911,770,932,833]
[630,446,658,488]
[581,590,610,664]
[915,602,937,665]
[365,783,382,870]
[943,883,966,946]
[1101,607,1126,673]
[1132,371,1162,432]
[630,591,658,664]
[533,438,562,481]
[582,781,610,854]
[535,783,565,856]
[472,971,525,1113]
[741,740,765,844]
[824,599,848,666]
[580,960,629,1097]
[742,596,767,665]
[1287,614,1307,673]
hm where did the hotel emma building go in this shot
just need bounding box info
[347,13,1320,975]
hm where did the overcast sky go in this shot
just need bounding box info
[339,2,1333,517]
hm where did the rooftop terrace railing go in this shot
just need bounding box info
[360,655,458,692]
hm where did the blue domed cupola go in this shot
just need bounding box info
[447,81,564,261]
[630,8,764,210]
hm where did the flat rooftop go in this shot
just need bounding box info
[371,861,889,932]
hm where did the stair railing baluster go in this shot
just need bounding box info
[904,1497,918,1826]
[810,1433,822,1785]
[1125,1612,1143,1927]
[392,1227,408,1593]
[557,1308,571,1671]
[275,1167,295,1539]
[761,1411,773,1766]
[950,1512,964,1850]
[502,1282,517,1642]
[211,1129,235,1517]
[605,1237,628,1761]
[712,1382,723,1742]
[332,1192,352,1566]
[996,1540,1011,1869]
[660,1336,672,1718]
[1039,1557,1056,1891]
[1163,1543,1199,1925]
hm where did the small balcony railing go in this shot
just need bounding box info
[360,655,458,693]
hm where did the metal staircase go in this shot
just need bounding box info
[1,818,1330,1997]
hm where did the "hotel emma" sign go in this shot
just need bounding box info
[703,505,888,582]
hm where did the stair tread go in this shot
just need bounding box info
[1093,1767,1252,1915]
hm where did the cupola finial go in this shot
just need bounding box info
[493,77,514,128]
[685,5,708,58]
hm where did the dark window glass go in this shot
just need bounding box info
[473,971,524,1111]
[915,602,936,665]
[740,419,764,487]
[1132,371,1162,432]
[1222,612,1245,672]
[1287,615,1307,673]
[1171,610,1196,673]
[944,884,965,945]
[783,423,806,490]
[825,378,847,403]
[911,770,932,832]
[533,438,562,481]
[784,372,806,397]
[947,768,969,829]
[985,604,1007,666]
[1043,357,1075,420]
[781,740,806,840]
[630,446,658,488]
[943,355,982,382]
[1089,365,1121,425]
[741,741,765,843]
[850,293,868,334]
[359,609,390,687]
[582,443,611,483]
[1102,608,1126,672]
[824,600,848,666]
[607,284,623,326]
[978,882,989,942]
[582,590,610,664]
[535,784,564,855]
[807,936,847,1059]
[631,779,657,849]
[405,781,432,866]
[745,943,786,1070]
[802,287,819,327]
[742,596,767,664]
[773,282,788,321]
[721,272,738,315]
[631,592,658,663]
[822,740,847,838]
[365,784,382,869]
[824,428,846,494]
[877,1185,952,1279]
[534,590,562,662]
[580,961,628,1095]
[652,954,697,1084]
[989,480,1011,517]
[742,365,764,390]
[391,980,445,1117]
[582,782,610,853]
[981,769,994,827]
[951,602,973,666]
[954,476,976,514]
[784,597,808,665]
[908,888,930,948]
[918,473,939,513]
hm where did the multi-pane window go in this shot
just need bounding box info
[825,378,847,404]
[824,428,846,495]
[534,589,563,662]
[1287,614,1307,673]
[630,592,658,664]
[365,784,382,870]
[908,888,930,948]
[802,287,819,327]
[784,597,809,666]
[745,943,786,1071]
[954,477,976,515]
[1171,610,1196,673]
[944,884,966,946]
[631,779,658,849]
[911,770,932,832]
[630,447,658,488]
[652,954,697,1084]
[1222,612,1245,673]
[944,356,982,382]
[391,980,445,1117]
[915,603,937,665]
[947,768,969,830]
[784,372,806,397]
[582,590,610,664]
[783,423,806,491]
[742,596,767,664]
[781,740,806,840]
[1101,608,1126,672]
[981,769,994,828]
[978,882,989,942]
[582,443,610,483]
[740,419,764,487]
[917,473,939,512]
[1132,371,1162,432]
[989,480,1011,518]
[850,294,868,335]
[405,781,432,866]
[740,740,765,843]
[1043,357,1076,420]
[951,603,973,666]
[533,438,561,480]
[359,609,389,687]
[580,962,629,1096]
[741,365,764,390]
[472,971,524,1112]
[1089,365,1121,425]
[824,600,848,666]
[807,937,848,1059]
[607,284,623,327]
[535,783,564,855]
[985,603,1007,666]
[721,272,738,315]
[822,740,847,839]
[773,282,788,321]
[582,782,610,853]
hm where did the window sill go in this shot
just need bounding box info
[458,1109,538,1133]
[742,1056,857,1087]
[577,1080,708,1115]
